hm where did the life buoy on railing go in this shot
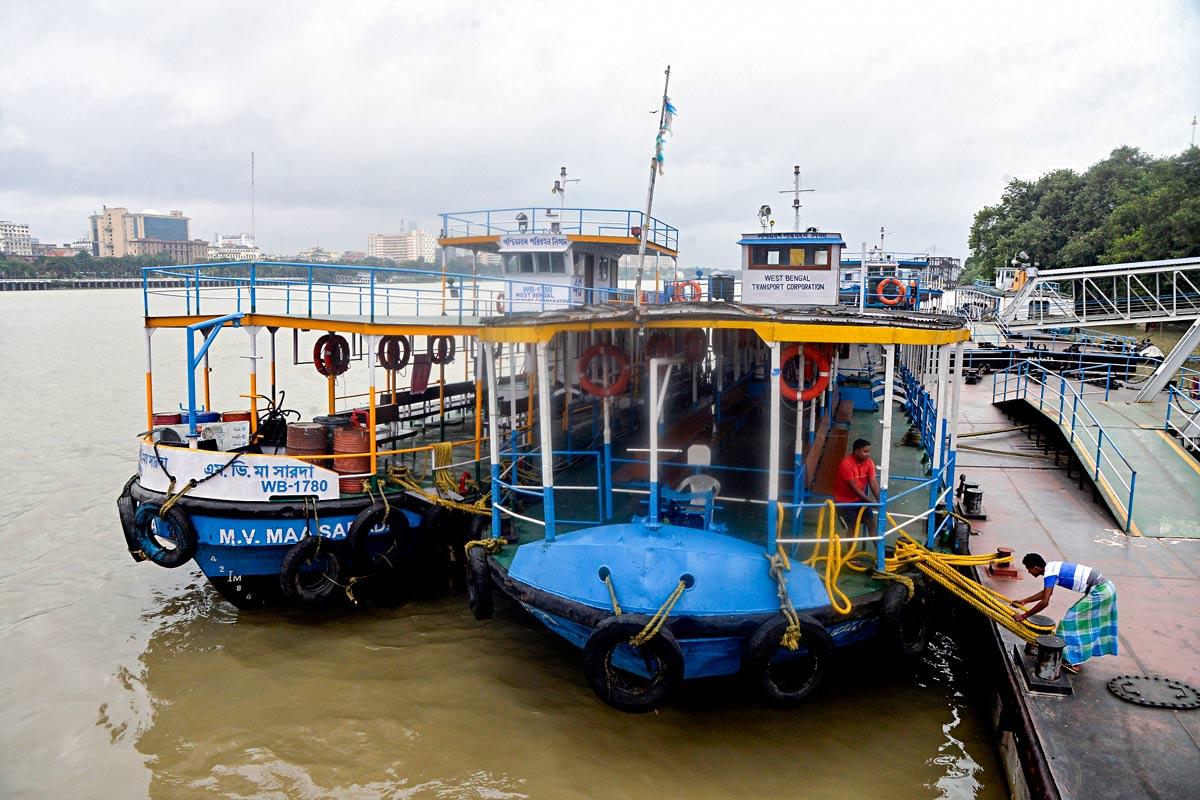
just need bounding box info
[428,335,456,365]
[313,333,351,376]
[877,278,907,307]
[377,335,412,371]
[780,344,830,402]
[578,343,631,398]
[672,280,702,302]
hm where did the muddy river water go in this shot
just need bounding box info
[0,289,1007,799]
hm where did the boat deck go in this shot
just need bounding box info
[958,379,1200,799]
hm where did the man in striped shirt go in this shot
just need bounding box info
[1012,553,1119,673]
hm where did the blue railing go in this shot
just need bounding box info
[142,261,687,323]
[992,360,1137,530]
[439,206,678,252]
[1165,383,1200,454]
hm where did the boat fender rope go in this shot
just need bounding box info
[603,574,623,616]
[462,537,504,555]
[629,578,687,646]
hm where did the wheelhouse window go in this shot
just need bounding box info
[506,252,567,274]
[749,244,833,270]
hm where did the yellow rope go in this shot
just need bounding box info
[629,579,687,646]
[385,464,490,516]
[767,502,804,649]
[603,574,623,616]
[159,477,198,516]
[462,537,504,555]
[797,500,1052,642]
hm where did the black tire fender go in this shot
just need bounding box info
[131,502,197,568]
[465,544,493,620]
[117,474,147,562]
[742,613,832,706]
[279,535,347,605]
[582,615,684,713]
[880,581,930,659]
[345,502,411,576]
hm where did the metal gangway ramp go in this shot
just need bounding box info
[998,256,1200,400]
[993,360,1200,538]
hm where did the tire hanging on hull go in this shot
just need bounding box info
[279,535,347,606]
[131,501,198,568]
[741,613,833,706]
[582,615,685,713]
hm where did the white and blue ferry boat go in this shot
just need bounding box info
[461,223,984,711]
[118,206,680,608]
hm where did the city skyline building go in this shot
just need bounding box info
[0,220,33,256]
[89,206,208,262]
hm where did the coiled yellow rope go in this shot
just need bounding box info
[799,499,1054,643]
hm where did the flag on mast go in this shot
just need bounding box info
[654,97,677,174]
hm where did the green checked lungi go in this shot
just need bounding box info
[1056,579,1118,665]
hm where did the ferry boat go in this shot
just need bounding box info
[116,207,678,608]
[838,246,946,311]
[461,222,996,711]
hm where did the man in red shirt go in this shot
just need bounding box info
[832,438,879,533]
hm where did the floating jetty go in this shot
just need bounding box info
[958,374,1200,799]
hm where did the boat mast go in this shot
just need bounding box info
[778,165,814,232]
[633,66,672,309]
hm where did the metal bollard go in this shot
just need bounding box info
[1035,634,1066,681]
[1023,614,1055,655]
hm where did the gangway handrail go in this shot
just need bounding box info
[1165,385,1200,451]
[992,359,1137,530]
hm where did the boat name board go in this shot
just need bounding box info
[137,442,341,501]
[741,270,838,306]
[498,234,570,252]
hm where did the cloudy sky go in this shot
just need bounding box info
[2,0,1197,264]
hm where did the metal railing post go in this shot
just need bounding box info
[1095,429,1104,480]
[1070,393,1079,442]
[370,271,376,322]
[1126,471,1137,532]
[1058,377,1067,426]
[1105,364,1112,402]
[249,262,257,312]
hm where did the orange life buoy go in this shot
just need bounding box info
[779,344,830,402]
[877,278,907,306]
[672,280,702,302]
[578,344,631,398]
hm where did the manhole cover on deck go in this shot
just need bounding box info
[1107,675,1200,709]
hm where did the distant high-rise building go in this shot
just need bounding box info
[367,227,440,263]
[89,206,208,262]
[0,220,33,256]
[210,232,261,262]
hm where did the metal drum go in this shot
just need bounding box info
[332,427,371,475]
[220,410,252,422]
[286,422,330,459]
[152,411,182,425]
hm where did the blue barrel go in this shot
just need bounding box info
[188,410,220,423]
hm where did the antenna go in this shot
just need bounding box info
[250,151,256,241]
[1192,115,1198,147]
[551,166,582,214]
[880,226,886,248]
[778,165,815,232]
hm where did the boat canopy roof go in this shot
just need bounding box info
[737,231,846,247]
[478,300,970,344]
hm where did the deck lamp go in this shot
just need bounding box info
[516,212,529,233]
